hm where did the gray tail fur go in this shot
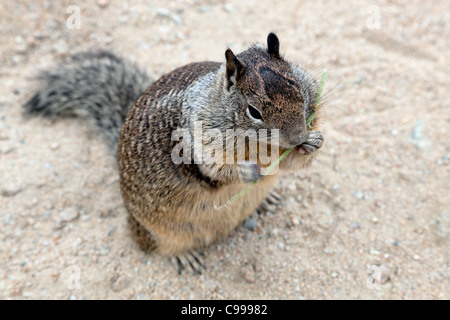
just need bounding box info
[23,50,153,150]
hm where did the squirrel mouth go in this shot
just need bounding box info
[297,145,308,155]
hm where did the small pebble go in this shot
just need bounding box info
[409,120,429,149]
[291,217,300,226]
[413,255,420,261]
[350,221,360,229]
[156,8,183,25]
[331,272,339,278]
[52,40,68,55]
[278,242,285,250]
[0,145,16,154]
[242,266,256,283]
[223,3,236,13]
[97,0,108,7]
[370,248,381,256]
[44,211,51,219]
[140,42,150,51]
[1,182,25,197]
[269,228,280,237]
[243,218,257,231]
[158,26,171,34]
[15,35,24,44]
[59,207,79,222]
[50,142,60,150]
[15,43,28,54]
[353,190,364,200]
[198,5,212,13]
[111,275,129,292]
[3,213,12,224]
[33,32,44,41]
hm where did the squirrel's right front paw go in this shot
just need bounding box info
[238,163,261,183]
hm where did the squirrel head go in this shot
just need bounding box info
[223,33,318,149]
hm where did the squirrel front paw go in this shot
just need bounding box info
[298,131,324,155]
[238,163,261,183]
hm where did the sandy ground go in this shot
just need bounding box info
[0,0,449,299]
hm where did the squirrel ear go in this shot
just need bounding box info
[267,33,281,59]
[225,49,245,89]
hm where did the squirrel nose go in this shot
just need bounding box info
[289,132,307,146]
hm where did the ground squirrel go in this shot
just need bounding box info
[24,33,324,273]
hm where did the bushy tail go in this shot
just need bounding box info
[23,50,153,150]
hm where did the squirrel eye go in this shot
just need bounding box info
[246,104,263,122]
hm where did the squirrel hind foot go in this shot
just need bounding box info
[170,251,207,275]
[257,190,283,215]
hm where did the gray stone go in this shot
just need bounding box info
[243,218,257,231]
[409,120,429,149]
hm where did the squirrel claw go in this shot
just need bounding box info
[171,251,206,275]
[257,190,283,214]
[266,190,282,204]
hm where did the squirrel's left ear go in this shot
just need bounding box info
[267,33,281,59]
[225,49,245,90]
